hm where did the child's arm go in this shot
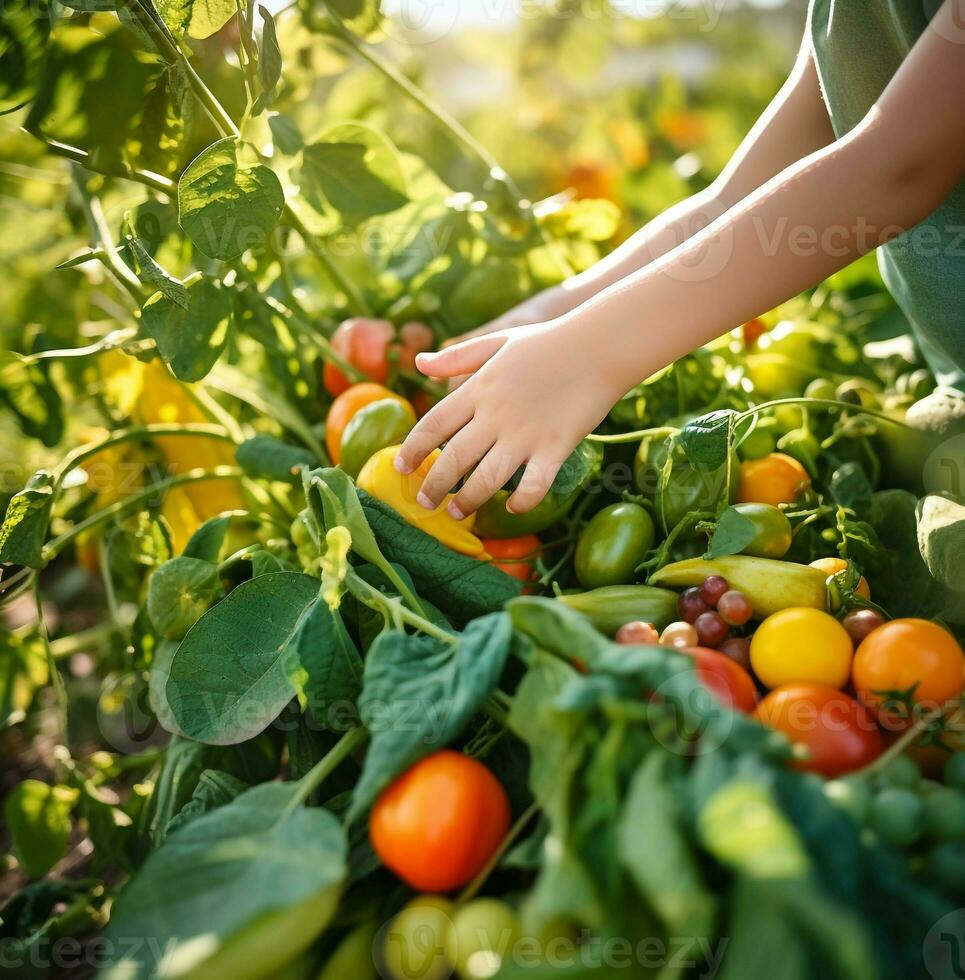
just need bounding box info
[400,0,965,520]
[459,37,835,339]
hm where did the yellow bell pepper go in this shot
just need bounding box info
[357,446,485,558]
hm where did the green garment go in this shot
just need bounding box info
[809,0,965,390]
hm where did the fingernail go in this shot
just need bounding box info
[505,499,517,514]
[448,501,464,521]
[417,491,434,510]
[394,454,413,474]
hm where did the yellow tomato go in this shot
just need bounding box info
[750,607,854,690]
[809,557,871,600]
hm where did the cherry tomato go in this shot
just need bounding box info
[718,636,751,670]
[809,557,870,600]
[324,319,396,396]
[370,751,510,892]
[741,318,767,348]
[326,383,408,463]
[750,607,853,689]
[730,502,792,559]
[482,534,541,584]
[699,575,730,607]
[754,682,884,777]
[737,453,810,508]
[661,621,698,649]
[444,899,519,980]
[683,647,758,713]
[693,611,729,648]
[394,322,435,372]
[574,502,655,589]
[677,587,709,623]
[717,590,753,627]
[616,621,660,645]
[842,609,886,646]
[852,618,965,715]
[380,897,453,980]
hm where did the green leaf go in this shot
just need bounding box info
[299,123,407,226]
[359,490,522,626]
[504,438,602,501]
[166,572,321,744]
[147,556,221,641]
[296,602,363,721]
[0,472,54,568]
[269,113,304,155]
[140,276,232,382]
[349,612,512,820]
[257,7,282,93]
[5,780,76,879]
[679,409,736,470]
[0,628,48,728]
[0,0,50,114]
[325,0,383,37]
[123,218,188,308]
[163,769,249,839]
[0,353,64,447]
[917,494,965,594]
[184,515,231,561]
[102,782,346,980]
[157,0,237,40]
[237,435,318,484]
[829,461,872,510]
[619,752,717,940]
[705,506,757,559]
[179,138,285,261]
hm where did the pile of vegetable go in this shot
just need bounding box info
[2,2,965,979]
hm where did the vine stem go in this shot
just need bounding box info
[456,801,539,905]
[34,582,69,743]
[40,139,175,195]
[284,726,369,814]
[346,570,454,644]
[43,466,242,560]
[857,707,948,777]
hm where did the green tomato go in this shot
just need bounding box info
[804,377,838,402]
[877,754,921,792]
[870,788,924,849]
[317,922,378,980]
[823,776,872,824]
[381,897,453,980]
[340,399,417,479]
[444,899,519,980]
[945,752,965,790]
[927,842,965,896]
[776,428,819,474]
[634,437,739,534]
[574,502,655,589]
[745,354,814,399]
[924,787,965,842]
[474,487,578,538]
[729,502,792,559]
[737,426,776,461]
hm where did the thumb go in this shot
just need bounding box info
[416,334,506,379]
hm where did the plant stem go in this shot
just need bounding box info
[456,801,539,905]
[858,707,947,777]
[347,571,455,645]
[49,623,118,660]
[737,397,915,430]
[43,466,242,560]
[35,583,69,743]
[588,425,679,445]
[40,139,175,195]
[285,725,369,813]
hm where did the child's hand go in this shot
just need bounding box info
[395,319,624,519]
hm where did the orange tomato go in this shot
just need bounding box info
[737,453,810,507]
[852,618,965,715]
[323,318,396,397]
[741,318,767,348]
[370,751,510,892]
[482,534,541,584]
[809,557,870,600]
[754,682,884,777]
[325,383,407,464]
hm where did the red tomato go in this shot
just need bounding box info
[754,682,884,777]
[394,321,435,372]
[323,319,395,396]
[370,751,510,892]
[684,647,758,714]
[482,534,541,584]
[742,318,767,348]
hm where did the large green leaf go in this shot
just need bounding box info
[296,602,363,722]
[102,782,346,980]
[298,123,407,226]
[0,0,50,113]
[157,0,237,40]
[0,628,48,729]
[5,780,76,880]
[349,612,512,820]
[147,556,222,641]
[0,472,54,569]
[140,275,232,382]
[325,0,383,36]
[166,572,320,744]
[358,490,522,626]
[236,435,318,484]
[679,410,737,470]
[178,138,285,261]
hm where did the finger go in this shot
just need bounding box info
[448,443,525,520]
[415,334,506,379]
[417,423,495,510]
[506,453,567,514]
[395,394,473,474]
